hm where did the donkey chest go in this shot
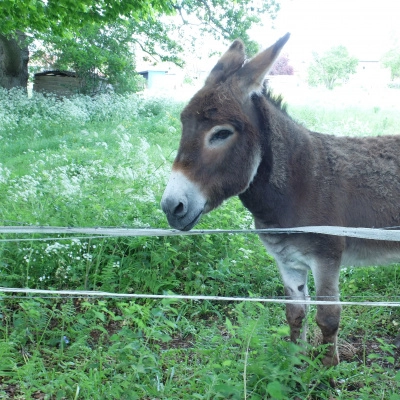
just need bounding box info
[258,233,316,271]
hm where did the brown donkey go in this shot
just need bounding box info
[161,34,400,366]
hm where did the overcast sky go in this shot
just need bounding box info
[138,1,400,71]
[258,0,400,60]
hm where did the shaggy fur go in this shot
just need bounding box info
[161,34,400,366]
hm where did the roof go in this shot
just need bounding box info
[34,70,77,77]
[138,70,168,74]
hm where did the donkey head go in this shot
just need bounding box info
[161,34,290,231]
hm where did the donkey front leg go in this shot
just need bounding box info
[312,262,342,367]
[279,266,309,343]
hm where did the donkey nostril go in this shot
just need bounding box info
[174,202,185,216]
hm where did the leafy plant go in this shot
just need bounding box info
[1,89,400,398]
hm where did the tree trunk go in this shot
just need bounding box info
[0,31,29,90]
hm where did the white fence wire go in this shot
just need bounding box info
[1,225,400,307]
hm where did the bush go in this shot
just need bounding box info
[33,23,142,94]
[269,53,294,75]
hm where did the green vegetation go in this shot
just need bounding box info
[382,47,400,81]
[307,46,358,90]
[0,0,174,36]
[1,1,280,91]
[0,88,400,399]
[31,23,147,94]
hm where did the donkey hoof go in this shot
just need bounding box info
[311,347,340,367]
[393,333,400,350]
[321,353,340,367]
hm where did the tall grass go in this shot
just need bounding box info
[0,87,399,399]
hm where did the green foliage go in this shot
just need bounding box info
[33,23,144,94]
[0,90,400,398]
[290,102,400,138]
[307,45,359,90]
[0,0,174,36]
[2,0,280,71]
[173,0,280,56]
[382,47,400,80]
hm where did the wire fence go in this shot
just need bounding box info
[1,288,400,307]
[1,224,400,307]
[2,225,400,240]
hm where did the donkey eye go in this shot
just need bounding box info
[209,129,233,144]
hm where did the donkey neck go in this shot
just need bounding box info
[239,93,313,227]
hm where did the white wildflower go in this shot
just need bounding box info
[0,164,11,184]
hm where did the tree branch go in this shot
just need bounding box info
[131,37,165,65]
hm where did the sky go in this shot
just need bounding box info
[137,0,400,73]
[257,0,400,61]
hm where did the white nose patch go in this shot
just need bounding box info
[161,170,207,231]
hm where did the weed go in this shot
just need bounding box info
[0,89,399,398]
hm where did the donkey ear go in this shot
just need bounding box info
[237,33,290,95]
[204,39,246,86]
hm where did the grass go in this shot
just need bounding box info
[0,86,400,399]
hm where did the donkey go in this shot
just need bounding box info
[161,33,400,366]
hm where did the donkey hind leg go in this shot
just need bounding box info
[312,262,342,367]
[279,266,309,343]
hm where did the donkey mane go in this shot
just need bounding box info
[259,82,288,114]
[249,84,298,191]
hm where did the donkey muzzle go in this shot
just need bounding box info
[161,171,206,231]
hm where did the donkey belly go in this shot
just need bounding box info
[341,238,400,267]
[258,231,400,270]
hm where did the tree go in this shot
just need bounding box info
[32,17,188,94]
[32,23,155,94]
[269,53,294,75]
[382,48,400,80]
[307,46,358,90]
[0,31,29,89]
[0,0,280,90]
[172,0,280,56]
[0,1,173,35]
[0,0,173,90]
